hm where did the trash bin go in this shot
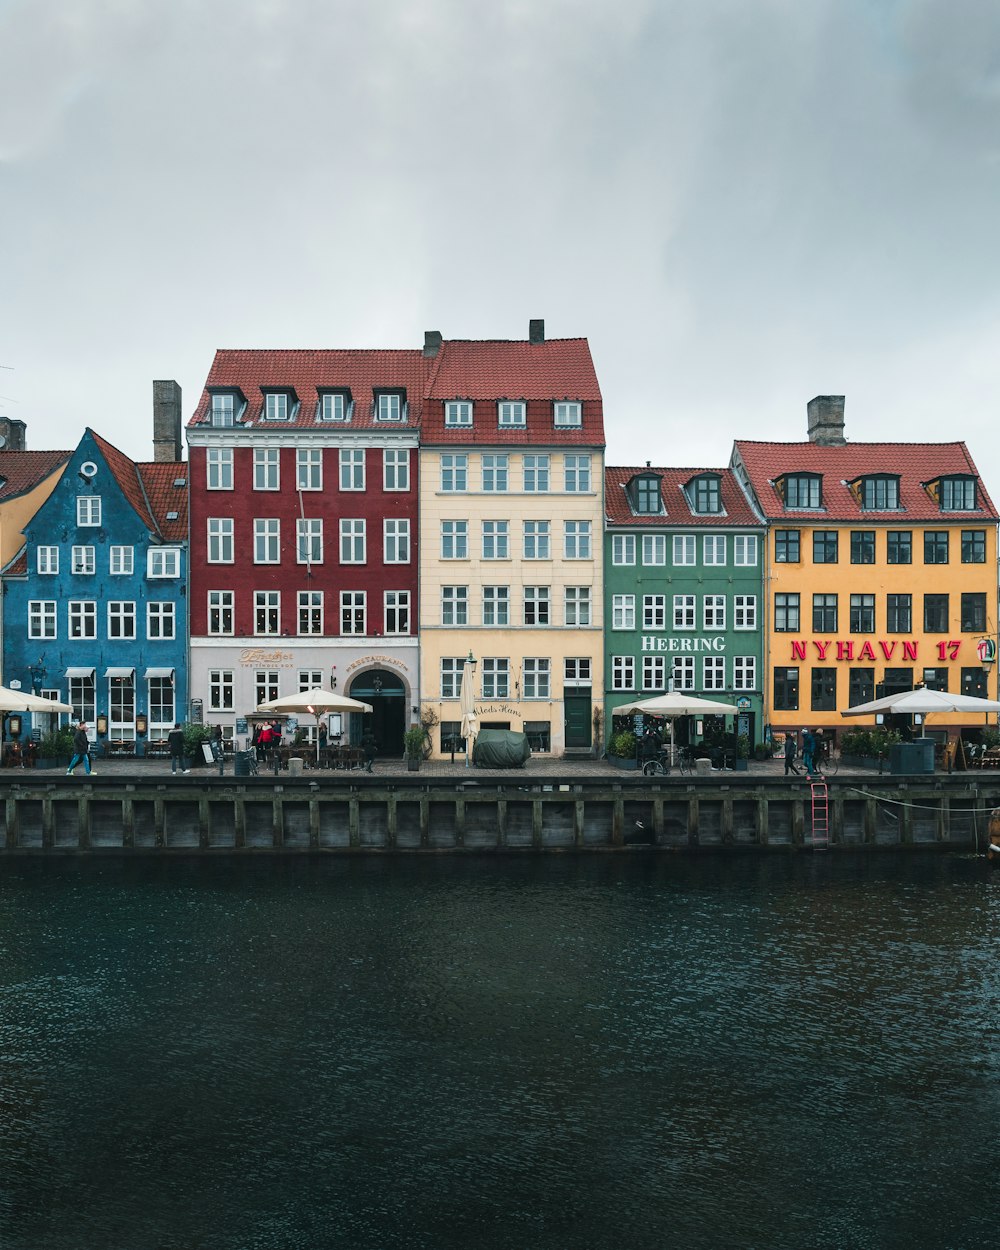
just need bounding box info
[911,738,936,774]
[234,751,253,777]
[890,743,932,774]
[287,757,304,777]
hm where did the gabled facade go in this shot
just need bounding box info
[3,427,189,749]
[186,349,429,753]
[732,396,1000,741]
[604,465,766,746]
[418,321,605,757]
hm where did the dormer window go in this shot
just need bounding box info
[940,475,977,511]
[780,473,822,509]
[553,401,581,427]
[445,400,473,427]
[498,401,526,428]
[375,390,406,422]
[858,475,900,510]
[631,474,663,515]
[319,390,352,422]
[688,474,722,514]
[209,390,245,427]
[263,390,297,421]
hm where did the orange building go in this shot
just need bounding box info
[731,397,1000,745]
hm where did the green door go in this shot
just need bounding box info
[564,693,592,749]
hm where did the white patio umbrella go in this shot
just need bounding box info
[841,686,1000,718]
[613,692,739,766]
[0,684,73,713]
[258,687,373,764]
[459,660,478,768]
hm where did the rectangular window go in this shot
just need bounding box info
[72,545,95,575]
[862,477,899,509]
[961,667,989,698]
[320,392,349,422]
[254,519,280,564]
[442,586,468,626]
[850,530,875,564]
[673,595,696,629]
[924,594,949,632]
[440,658,464,700]
[208,518,234,563]
[523,455,549,492]
[703,595,726,629]
[565,659,591,687]
[612,594,635,630]
[445,400,472,426]
[384,519,410,564]
[441,521,468,559]
[208,590,234,635]
[811,668,837,711]
[298,670,324,693]
[69,673,95,725]
[68,600,96,638]
[383,449,410,491]
[340,591,366,635]
[734,535,758,566]
[642,595,666,629]
[775,593,800,632]
[849,668,874,706]
[612,534,635,565]
[887,531,912,564]
[554,401,581,427]
[148,675,175,732]
[922,667,949,692]
[29,600,57,639]
[523,658,551,699]
[961,592,986,632]
[296,448,322,491]
[482,454,509,492]
[612,656,635,690]
[384,590,410,635]
[482,658,510,698]
[254,591,280,635]
[734,656,756,690]
[924,531,949,564]
[813,594,838,632]
[774,529,800,562]
[498,401,526,427]
[109,545,133,575]
[482,586,509,627]
[672,656,695,691]
[886,594,912,633]
[703,656,725,691]
[77,497,101,526]
[254,670,279,706]
[673,535,695,565]
[147,601,175,639]
[635,478,661,514]
[961,530,986,563]
[109,675,135,740]
[703,535,726,565]
[564,521,591,559]
[523,521,551,560]
[340,519,366,563]
[37,546,59,575]
[440,454,468,491]
[564,587,591,626]
[265,393,288,421]
[482,520,509,560]
[734,595,757,630]
[564,454,591,492]
[209,670,234,711]
[850,594,876,633]
[941,477,976,510]
[253,448,280,490]
[298,591,324,635]
[693,477,721,514]
[643,655,667,691]
[774,667,799,711]
[642,534,667,565]
[207,447,234,490]
[148,548,180,578]
[297,519,323,564]
[524,586,550,626]
[813,531,839,563]
[376,392,404,422]
[211,394,235,426]
[339,449,365,491]
[785,475,820,508]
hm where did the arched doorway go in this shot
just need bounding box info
[347,668,407,757]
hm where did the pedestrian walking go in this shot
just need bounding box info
[66,721,93,777]
[168,722,188,774]
[362,731,377,773]
[783,733,800,776]
[802,727,818,777]
[211,724,224,775]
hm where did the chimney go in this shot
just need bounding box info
[152,380,183,462]
[423,329,442,358]
[529,319,545,344]
[0,417,27,451]
[807,395,846,446]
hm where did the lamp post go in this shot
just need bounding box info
[462,650,478,769]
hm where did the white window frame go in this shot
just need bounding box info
[441,586,468,626]
[254,590,281,636]
[208,590,234,635]
[207,447,234,491]
[296,448,322,491]
[109,545,134,575]
[320,392,349,422]
[211,394,235,426]
[72,545,95,575]
[384,590,410,635]
[734,656,757,690]
[612,534,635,565]
[441,658,464,700]
[523,454,550,492]
[482,520,509,560]
[297,518,323,565]
[147,548,180,578]
[77,497,101,526]
[704,595,726,629]
[642,655,667,691]
[523,658,551,699]
[483,585,509,627]
[482,454,509,493]
[209,670,234,711]
[340,519,366,564]
[498,401,526,428]
[642,595,666,629]
[565,586,592,626]
[264,392,289,421]
[554,401,582,427]
[208,518,234,563]
[734,535,758,566]
[69,600,97,639]
[37,546,59,575]
[298,590,324,635]
[253,447,280,490]
[376,393,404,422]
[734,595,757,630]
[441,521,468,560]
[107,601,136,639]
[673,535,696,566]
[383,449,410,491]
[612,594,635,630]
[523,586,550,626]
[445,400,473,427]
[340,591,367,635]
[642,534,667,566]
[523,520,551,560]
[254,519,281,564]
[482,658,510,698]
[339,449,365,491]
[147,601,175,640]
[564,520,592,559]
[29,600,57,639]
[703,535,727,566]
[612,656,635,691]
[703,656,726,691]
[564,454,592,492]
[673,656,695,691]
[384,518,410,564]
[673,594,696,629]
[440,454,468,492]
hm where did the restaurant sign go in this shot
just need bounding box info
[788,639,969,662]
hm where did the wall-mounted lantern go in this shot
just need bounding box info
[96,714,108,736]
[136,712,148,736]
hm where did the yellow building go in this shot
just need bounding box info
[418,324,605,757]
[732,397,999,744]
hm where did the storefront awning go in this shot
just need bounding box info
[65,667,95,679]
[144,667,174,679]
[103,667,135,678]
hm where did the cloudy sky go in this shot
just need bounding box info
[3,0,1000,487]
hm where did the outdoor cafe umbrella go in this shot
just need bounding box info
[459,659,478,768]
[0,684,73,713]
[840,686,1000,718]
[613,692,740,764]
[257,687,373,764]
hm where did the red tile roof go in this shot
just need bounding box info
[92,431,158,531]
[733,440,999,522]
[0,451,70,501]
[605,466,762,527]
[137,462,188,541]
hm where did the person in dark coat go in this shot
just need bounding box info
[167,722,188,774]
[784,733,800,776]
[802,728,818,777]
[362,731,377,773]
[66,722,93,777]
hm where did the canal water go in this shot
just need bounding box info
[1,853,998,1250]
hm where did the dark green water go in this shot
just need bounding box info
[1,853,998,1250]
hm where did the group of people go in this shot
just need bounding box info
[783,728,827,777]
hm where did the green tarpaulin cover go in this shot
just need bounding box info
[472,729,531,768]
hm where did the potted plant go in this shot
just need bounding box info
[734,734,751,771]
[38,726,75,769]
[608,730,638,770]
[404,725,425,772]
[182,724,213,769]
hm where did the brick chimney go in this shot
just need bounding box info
[0,417,27,451]
[152,380,183,462]
[807,395,846,445]
[423,329,442,358]
[529,319,545,344]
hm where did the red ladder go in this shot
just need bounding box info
[810,780,830,849]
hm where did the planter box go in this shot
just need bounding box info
[406,758,420,772]
[734,758,749,771]
[608,756,637,770]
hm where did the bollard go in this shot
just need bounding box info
[287,757,304,778]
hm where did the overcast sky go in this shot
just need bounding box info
[3,0,1000,489]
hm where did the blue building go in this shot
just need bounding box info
[3,402,188,756]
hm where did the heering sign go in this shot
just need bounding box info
[641,636,726,652]
[788,639,968,662]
